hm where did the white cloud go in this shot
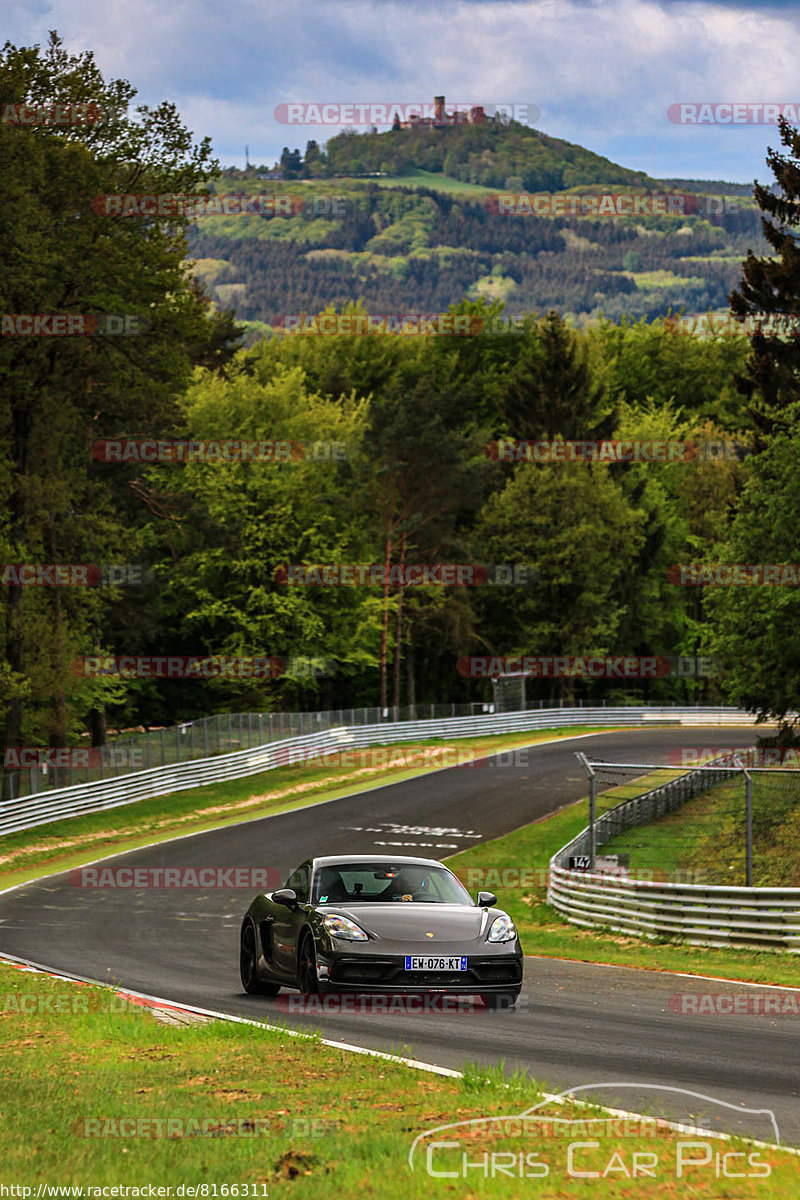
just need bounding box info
[5,0,800,178]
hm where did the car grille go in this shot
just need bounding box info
[330,957,521,988]
[471,961,521,983]
[334,961,396,983]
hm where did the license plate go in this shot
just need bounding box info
[404,956,467,971]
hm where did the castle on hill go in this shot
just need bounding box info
[392,95,490,131]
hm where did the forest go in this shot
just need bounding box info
[188,181,766,327]
[3,37,800,756]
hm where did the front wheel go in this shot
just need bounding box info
[296,932,326,994]
[240,920,281,995]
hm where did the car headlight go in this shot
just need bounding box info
[322,914,369,941]
[487,914,516,942]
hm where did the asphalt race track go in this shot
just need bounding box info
[1,727,798,1147]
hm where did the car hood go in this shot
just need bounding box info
[326,903,492,943]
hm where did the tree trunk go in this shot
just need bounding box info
[89,706,107,747]
[392,532,407,712]
[405,622,416,715]
[378,479,396,712]
[46,525,68,750]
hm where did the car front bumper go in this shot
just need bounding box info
[317,949,523,993]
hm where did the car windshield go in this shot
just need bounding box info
[311,862,473,905]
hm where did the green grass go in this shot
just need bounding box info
[1,961,796,1189]
[626,268,709,290]
[445,788,800,986]
[0,727,609,894]
[370,170,499,195]
[601,771,800,887]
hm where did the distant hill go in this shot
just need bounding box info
[195,125,766,334]
[315,121,653,192]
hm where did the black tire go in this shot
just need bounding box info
[482,991,519,1010]
[240,920,280,996]
[296,931,325,995]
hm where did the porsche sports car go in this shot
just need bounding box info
[239,854,523,1007]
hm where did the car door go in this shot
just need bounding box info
[270,862,311,980]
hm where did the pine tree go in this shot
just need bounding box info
[730,116,800,442]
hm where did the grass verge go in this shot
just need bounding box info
[445,795,800,987]
[0,727,608,893]
[600,772,800,887]
[0,960,795,1190]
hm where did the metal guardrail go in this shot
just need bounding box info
[547,754,800,951]
[0,705,756,839]
[2,699,760,802]
[3,702,503,800]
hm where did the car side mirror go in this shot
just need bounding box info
[477,891,497,907]
[273,888,298,908]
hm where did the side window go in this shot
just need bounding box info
[286,864,310,903]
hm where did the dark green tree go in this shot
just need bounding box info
[497,311,616,441]
[729,116,800,442]
[0,33,235,759]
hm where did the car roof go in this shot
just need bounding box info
[311,854,449,870]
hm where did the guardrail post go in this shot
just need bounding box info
[588,770,597,867]
[576,752,596,868]
[744,765,753,886]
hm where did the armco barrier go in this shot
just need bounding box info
[547,753,800,951]
[0,706,756,838]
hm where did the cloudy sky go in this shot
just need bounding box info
[7,0,800,182]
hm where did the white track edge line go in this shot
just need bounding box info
[0,948,796,1157]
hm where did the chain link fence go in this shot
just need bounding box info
[1,699,758,804]
[576,752,800,888]
[2,701,504,800]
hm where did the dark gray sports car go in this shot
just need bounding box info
[239,854,523,1007]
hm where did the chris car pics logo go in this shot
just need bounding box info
[409,1082,778,1180]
